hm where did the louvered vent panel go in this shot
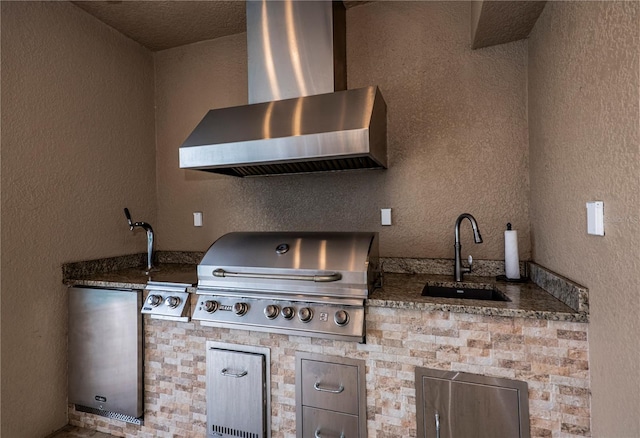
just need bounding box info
[75,404,143,426]
[212,424,259,438]
[208,156,385,177]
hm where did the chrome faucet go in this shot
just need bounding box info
[124,208,155,274]
[454,213,483,282]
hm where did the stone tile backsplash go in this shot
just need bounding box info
[70,307,590,437]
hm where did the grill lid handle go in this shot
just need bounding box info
[212,268,342,283]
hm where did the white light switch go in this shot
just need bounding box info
[381,208,392,226]
[586,201,604,236]
[193,211,203,227]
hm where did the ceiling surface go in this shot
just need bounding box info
[71,1,368,51]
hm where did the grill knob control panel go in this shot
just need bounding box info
[264,304,279,319]
[165,296,182,309]
[142,285,191,322]
[192,294,366,341]
[298,307,313,323]
[204,300,219,313]
[282,306,295,320]
[233,302,249,316]
[334,310,350,326]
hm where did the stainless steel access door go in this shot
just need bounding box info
[68,287,143,418]
[416,368,530,438]
[207,348,267,438]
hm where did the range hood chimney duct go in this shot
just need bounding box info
[179,0,387,177]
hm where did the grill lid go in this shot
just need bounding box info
[197,232,379,298]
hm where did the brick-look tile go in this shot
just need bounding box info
[557,329,588,341]
[70,309,590,438]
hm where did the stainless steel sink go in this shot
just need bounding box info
[421,285,510,302]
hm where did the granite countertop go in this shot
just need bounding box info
[64,263,198,291]
[62,253,588,323]
[369,273,587,322]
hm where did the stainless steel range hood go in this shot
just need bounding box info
[179,1,387,177]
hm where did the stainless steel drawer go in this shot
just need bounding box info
[302,406,359,438]
[301,359,359,415]
[296,352,367,438]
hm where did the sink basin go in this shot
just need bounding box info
[421,285,510,302]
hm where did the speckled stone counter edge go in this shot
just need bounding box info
[63,254,588,320]
[62,251,204,280]
[380,257,524,277]
[528,262,589,314]
[381,257,588,314]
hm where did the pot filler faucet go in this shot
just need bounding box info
[454,213,483,282]
[124,208,154,274]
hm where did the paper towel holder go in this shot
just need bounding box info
[497,223,529,283]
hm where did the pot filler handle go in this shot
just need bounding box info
[212,268,342,283]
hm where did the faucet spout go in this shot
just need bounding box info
[124,208,155,274]
[454,213,483,281]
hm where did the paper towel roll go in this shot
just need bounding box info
[504,224,520,280]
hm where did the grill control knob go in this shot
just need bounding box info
[233,302,248,316]
[298,307,313,323]
[165,296,181,309]
[264,304,279,319]
[282,306,295,320]
[334,310,350,326]
[203,300,219,313]
[147,294,163,307]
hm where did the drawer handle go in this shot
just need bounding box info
[221,368,248,378]
[313,381,344,394]
[315,430,345,438]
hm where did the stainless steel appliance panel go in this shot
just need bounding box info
[246,0,344,104]
[195,232,378,342]
[193,295,365,342]
[207,348,266,438]
[297,352,367,438]
[416,367,530,438]
[178,0,387,178]
[302,406,359,438]
[141,281,191,321]
[178,87,387,176]
[301,359,359,415]
[68,287,143,418]
[197,231,379,297]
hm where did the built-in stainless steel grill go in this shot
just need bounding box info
[192,232,380,342]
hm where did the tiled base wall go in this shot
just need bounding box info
[70,307,591,437]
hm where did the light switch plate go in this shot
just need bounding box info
[586,201,604,236]
[381,208,392,226]
[193,211,203,227]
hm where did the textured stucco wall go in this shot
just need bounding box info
[528,2,640,436]
[155,1,530,263]
[1,2,156,436]
[471,1,547,50]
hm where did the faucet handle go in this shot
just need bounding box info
[124,208,134,230]
[467,255,473,272]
